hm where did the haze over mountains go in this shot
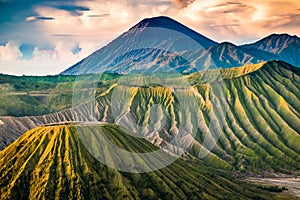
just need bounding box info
[61,16,300,75]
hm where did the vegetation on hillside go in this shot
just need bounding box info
[0,124,295,200]
[0,73,120,116]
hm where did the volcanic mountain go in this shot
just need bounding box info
[242,33,300,67]
[61,16,218,75]
[0,124,293,199]
[1,16,300,200]
[61,16,299,75]
[2,61,300,174]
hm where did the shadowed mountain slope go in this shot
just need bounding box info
[61,16,218,75]
[242,33,300,67]
[207,42,273,69]
[130,16,217,49]
[61,17,299,76]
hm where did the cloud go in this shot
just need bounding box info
[212,2,245,8]
[172,0,195,8]
[258,13,300,30]
[222,10,238,13]
[53,5,90,16]
[1,0,300,75]
[178,0,300,43]
[0,41,23,61]
[31,42,78,62]
[0,39,99,75]
[226,2,245,5]
[52,34,79,37]
[205,1,250,13]
[210,24,240,27]
[25,16,55,21]
[88,14,110,18]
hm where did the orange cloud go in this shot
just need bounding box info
[172,0,195,8]
[4,0,299,75]
[176,0,300,43]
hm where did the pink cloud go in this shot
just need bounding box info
[0,41,23,61]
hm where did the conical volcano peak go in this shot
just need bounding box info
[128,16,217,48]
[129,16,185,30]
[61,17,299,76]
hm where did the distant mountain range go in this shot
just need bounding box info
[61,16,300,75]
[242,33,300,66]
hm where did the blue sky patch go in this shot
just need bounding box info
[72,45,82,55]
[53,5,90,16]
[20,44,35,60]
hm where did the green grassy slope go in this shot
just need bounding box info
[0,124,294,200]
[88,61,300,173]
[0,73,120,116]
[0,61,299,174]
[204,61,300,173]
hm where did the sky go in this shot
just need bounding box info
[0,0,299,75]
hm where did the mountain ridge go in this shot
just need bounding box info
[61,16,299,75]
[1,16,300,200]
[242,33,300,54]
[2,124,294,200]
[1,61,300,174]
[61,16,218,75]
[241,33,300,66]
